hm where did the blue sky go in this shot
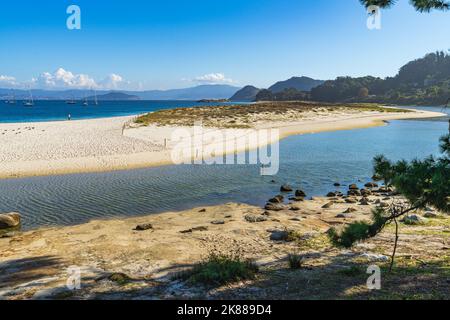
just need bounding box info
[0,0,449,90]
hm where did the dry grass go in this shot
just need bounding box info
[134,102,411,128]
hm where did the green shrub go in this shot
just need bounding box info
[288,254,304,269]
[178,252,258,287]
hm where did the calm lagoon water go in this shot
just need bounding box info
[0,106,448,230]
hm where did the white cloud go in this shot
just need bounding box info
[193,73,235,84]
[0,75,17,86]
[24,68,132,90]
[34,68,97,89]
[99,73,125,89]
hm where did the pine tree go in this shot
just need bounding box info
[328,132,450,271]
[360,0,449,12]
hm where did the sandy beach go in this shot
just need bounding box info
[0,104,444,179]
[1,189,448,299]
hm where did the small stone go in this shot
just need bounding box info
[290,204,302,211]
[108,273,131,284]
[327,192,337,197]
[289,196,304,202]
[378,202,389,208]
[423,211,438,218]
[135,223,153,231]
[333,183,341,187]
[270,230,289,241]
[360,198,370,206]
[343,208,357,213]
[295,190,306,197]
[322,202,334,209]
[401,214,428,225]
[265,203,285,211]
[359,253,389,262]
[349,184,359,190]
[245,214,268,223]
[211,220,225,225]
[199,208,206,213]
[345,198,357,204]
[336,213,352,219]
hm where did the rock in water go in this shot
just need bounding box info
[364,182,379,188]
[349,184,359,190]
[0,212,21,229]
[268,195,284,203]
[295,190,306,197]
[281,184,293,192]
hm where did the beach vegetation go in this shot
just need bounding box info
[177,251,258,287]
[329,133,450,270]
[360,0,449,12]
[288,253,304,269]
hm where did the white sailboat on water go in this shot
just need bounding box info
[9,91,17,104]
[93,88,98,105]
[23,88,34,107]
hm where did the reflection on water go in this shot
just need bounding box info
[0,108,448,230]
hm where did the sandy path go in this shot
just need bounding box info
[0,108,444,179]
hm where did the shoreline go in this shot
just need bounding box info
[0,108,444,180]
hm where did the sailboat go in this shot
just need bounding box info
[82,95,89,106]
[93,89,98,105]
[23,89,34,107]
[66,96,77,105]
[8,91,16,104]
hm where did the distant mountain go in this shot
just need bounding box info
[133,85,241,100]
[0,85,241,101]
[269,77,325,93]
[88,92,140,101]
[229,85,261,101]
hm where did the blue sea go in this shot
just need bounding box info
[0,100,239,123]
[0,104,448,230]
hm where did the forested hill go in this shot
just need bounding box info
[311,51,450,105]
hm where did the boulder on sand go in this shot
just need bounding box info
[265,203,285,211]
[0,212,21,229]
[295,190,306,197]
[322,202,334,209]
